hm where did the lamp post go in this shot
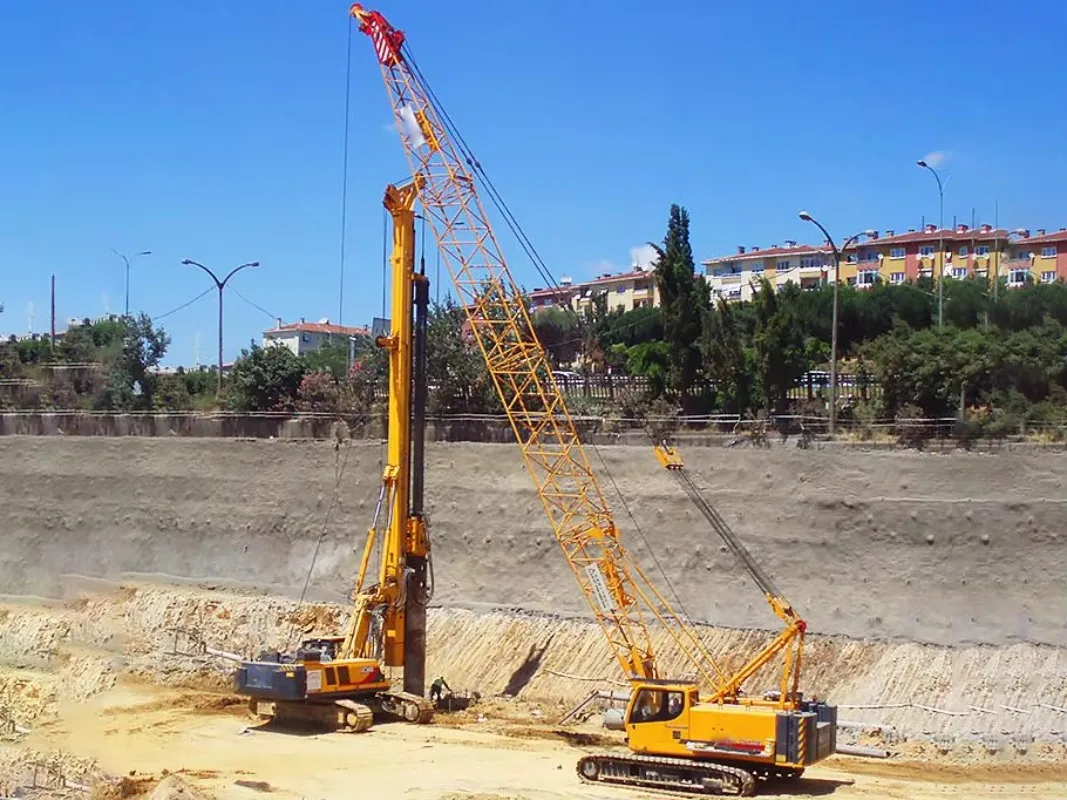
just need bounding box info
[798,211,875,436]
[182,258,260,396]
[111,249,152,317]
[916,160,945,327]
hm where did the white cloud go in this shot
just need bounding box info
[921,150,949,168]
[630,243,658,270]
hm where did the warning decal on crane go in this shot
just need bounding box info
[584,564,616,615]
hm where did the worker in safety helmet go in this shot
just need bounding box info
[429,675,451,704]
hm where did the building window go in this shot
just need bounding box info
[751,262,764,272]
[889,247,905,259]
[1041,271,1056,283]
[859,251,879,263]
[959,246,969,257]
[1009,268,1030,285]
[1015,250,1031,261]
[1041,246,1057,258]
[975,245,991,256]
[776,260,791,270]
[951,267,967,279]
[918,245,935,256]
[799,256,821,269]
[890,272,905,284]
[857,270,878,286]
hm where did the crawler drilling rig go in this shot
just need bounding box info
[231,179,435,733]
[343,5,837,792]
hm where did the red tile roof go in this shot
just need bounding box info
[267,321,370,336]
[1015,228,1067,245]
[529,269,656,298]
[851,227,1010,247]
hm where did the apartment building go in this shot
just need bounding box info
[704,223,1067,301]
[528,267,660,313]
[703,242,833,302]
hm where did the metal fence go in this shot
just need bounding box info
[1,408,1064,450]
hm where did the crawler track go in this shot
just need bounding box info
[252,698,374,733]
[576,753,756,796]
[380,690,435,724]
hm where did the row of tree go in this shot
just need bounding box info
[6,202,1067,433]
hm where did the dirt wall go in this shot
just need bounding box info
[1,436,1064,647]
[2,585,1064,745]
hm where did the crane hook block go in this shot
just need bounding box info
[654,444,684,470]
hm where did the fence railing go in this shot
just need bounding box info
[1,409,1063,449]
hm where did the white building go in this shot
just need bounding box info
[262,318,370,356]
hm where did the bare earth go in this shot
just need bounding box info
[19,682,1067,800]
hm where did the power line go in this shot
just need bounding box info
[232,288,278,322]
[152,287,213,321]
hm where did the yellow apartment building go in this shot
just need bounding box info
[528,267,660,313]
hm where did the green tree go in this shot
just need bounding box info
[302,341,356,380]
[625,340,670,397]
[426,296,497,414]
[651,204,710,398]
[227,344,308,411]
[106,314,171,410]
[751,277,806,413]
[701,298,753,413]
[531,306,579,368]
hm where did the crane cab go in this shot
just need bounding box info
[624,680,837,772]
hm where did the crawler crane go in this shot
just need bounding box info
[231,179,435,733]
[349,5,836,793]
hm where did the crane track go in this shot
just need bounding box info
[380,690,435,724]
[576,753,756,797]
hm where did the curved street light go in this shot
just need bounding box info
[916,160,945,327]
[111,249,152,317]
[182,258,261,395]
[798,211,875,436]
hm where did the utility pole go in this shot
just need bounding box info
[181,258,260,396]
[916,160,945,327]
[50,275,56,356]
[111,249,152,317]
[798,211,875,437]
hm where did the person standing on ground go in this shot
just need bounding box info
[429,676,451,704]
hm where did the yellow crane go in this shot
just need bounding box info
[349,4,836,793]
[231,178,434,733]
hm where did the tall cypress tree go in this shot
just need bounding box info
[652,204,709,398]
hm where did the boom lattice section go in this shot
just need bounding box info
[350,4,729,689]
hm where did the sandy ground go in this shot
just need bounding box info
[9,681,1066,800]
[2,436,1065,647]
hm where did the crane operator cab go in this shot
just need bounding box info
[623,679,837,774]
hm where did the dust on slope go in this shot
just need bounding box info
[1,436,1064,647]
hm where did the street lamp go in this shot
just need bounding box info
[182,258,260,395]
[111,249,152,317]
[798,211,875,437]
[916,160,945,327]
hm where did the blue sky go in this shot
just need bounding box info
[2,0,1065,364]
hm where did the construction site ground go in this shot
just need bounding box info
[1,436,1066,797]
[6,672,1067,800]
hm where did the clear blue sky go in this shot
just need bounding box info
[2,0,1066,365]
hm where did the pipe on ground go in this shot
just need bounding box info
[835,744,891,759]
